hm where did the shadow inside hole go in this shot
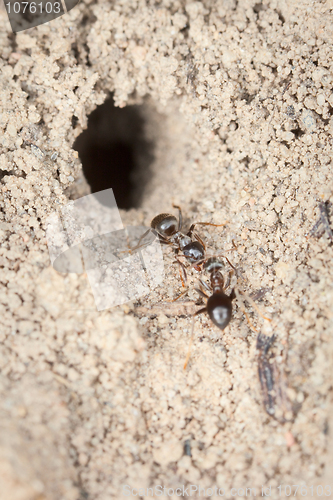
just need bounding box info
[73,96,154,209]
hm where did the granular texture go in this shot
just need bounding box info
[0,0,332,499]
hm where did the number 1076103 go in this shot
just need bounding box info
[5,1,61,14]
[276,485,331,496]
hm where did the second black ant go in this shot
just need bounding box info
[184,256,271,368]
[194,257,235,330]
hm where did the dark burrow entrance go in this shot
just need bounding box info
[73,96,154,209]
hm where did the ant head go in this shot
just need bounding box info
[203,257,224,273]
[151,214,178,237]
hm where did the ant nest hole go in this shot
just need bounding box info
[72,96,165,210]
[70,95,200,223]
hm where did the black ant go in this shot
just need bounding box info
[194,257,235,330]
[183,256,234,368]
[184,256,271,369]
[135,205,227,286]
[151,205,226,267]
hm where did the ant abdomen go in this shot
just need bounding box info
[151,214,178,237]
[207,293,233,330]
[182,241,205,263]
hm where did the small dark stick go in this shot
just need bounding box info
[185,52,198,96]
[281,80,292,96]
[184,439,192,457]
[256,333,294,424]
[309,201,333,242]
[257,333,277,417]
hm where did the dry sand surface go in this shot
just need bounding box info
[0,0,333,499]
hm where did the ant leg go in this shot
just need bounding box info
[192,232,206,250]
[169,288,189,302]
[195,287,209,300]
[125,230,132,254]
[187,221,228,238]
[193,250,236,269]
[171,252,189,299]
[134,227,156,249]
[234,288,258,333]
[116,228,152,258]
[124,228,159,254]
[117,228,151,256]
[224,256,237,271]
[160,239,176,247]
[175,255,187,287]
[224,269,235,291]
[120,229,175,258]
[176,278,209,304]
[124,230,147,271]
[221,255,247,282]
[237,290,271,322]
[183,307,207,370]
[172,204,183,231]
[197,277,211,294]
[171,283,216,304]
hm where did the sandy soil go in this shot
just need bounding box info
[0,0,333,499]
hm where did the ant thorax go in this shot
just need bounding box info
[172,232,191,249]
[210,270,224,293]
